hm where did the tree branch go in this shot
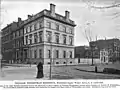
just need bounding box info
[90,3,120,9]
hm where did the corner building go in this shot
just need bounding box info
[24,4,76,65]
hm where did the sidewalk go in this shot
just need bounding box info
[2,65,36,70]
[74,64,120,77]
[75,63,120,71]
[2,63,36,68]
[1,64,120,80]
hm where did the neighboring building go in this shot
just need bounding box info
[100,48,109,63]
[23,4,76,65]
[108,41,120,63]
[1,18,25,64]
[0,31,2,60]
[90,38,120,62]
[74,46,89,58]
[75,38,120,63]
[1,22,18,63]
[12,18,25,63]
[74,45,99,59]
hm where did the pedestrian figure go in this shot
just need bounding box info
[36,62,44,78]
[95,65,97,73]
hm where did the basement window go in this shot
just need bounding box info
[70,61,72,64]
[56,62,59,64]
[63,62,66,64]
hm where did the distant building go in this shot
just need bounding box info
[100,48,108,63]
[90,38,120,62]
[74,45,99,59]
[74,46,89,58]
[75,38,120,63]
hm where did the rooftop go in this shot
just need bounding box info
[2,4,76,31]
[24,9,76,27]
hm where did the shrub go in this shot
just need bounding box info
[103,68,120,74]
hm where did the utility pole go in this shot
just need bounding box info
[91,44,95,66]
[91,47,94,65]
[49,38,52,80]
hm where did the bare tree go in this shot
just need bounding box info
[81,20,97,65]
[90,4,120,9]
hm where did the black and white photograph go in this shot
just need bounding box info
[0,0,120,83]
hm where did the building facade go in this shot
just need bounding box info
[74,46,99,59]
[108,41,120,63]
[90,39,120,63]
[23,4,76,65]
[12,18,25,64]
[100,48,109,63]
[0,31,2,60]
[1,18,25,64]
[1,4,76,65]
[74,46,89,58]
[1,22,18,63]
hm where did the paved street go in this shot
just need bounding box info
[0,64,120,80]
[52,65,120,79]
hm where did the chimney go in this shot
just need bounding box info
[50,3,56,16]
[28,15,32,19]
[65,11,70,20]
[18,17,22,22]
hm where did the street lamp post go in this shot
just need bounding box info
[49,41,52,80]
[91,48,94,65]
[91,44,95,66]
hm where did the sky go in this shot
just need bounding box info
[1,0,120,46]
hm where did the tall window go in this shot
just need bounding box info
[25,35,28,45]
[69,36,73,45]
[19,30,21,36]
[30,25,32,32]
[13,33,15,38]
[56,50,59,58]
[34,33,38,43]
[36,23,39,29]
[27,26,30,33]
[32,24,34,31]
[55,34,59,44]
[39,22,42,29]
[63,26,66,32]
[48,50,51,58]
[39,49,42,58]
[69,51,72,58]
[46,22,51,28]
[34,50,37,58]
[15,40,17,47]
[24,28,27,34]
[16,31,19,37]
[56,24,59,30]
[39,31,43,43]
[63,51,66,58]
[16,40,19,47]
[19,40,21,47]
[46,31,52,43]
[34,23,37,30]
[29,34,32,44]
[30,50,32,59]
[69,28,72,34]
[13,41,15,48]
[20,29,23,36]
[63,35,66,44]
